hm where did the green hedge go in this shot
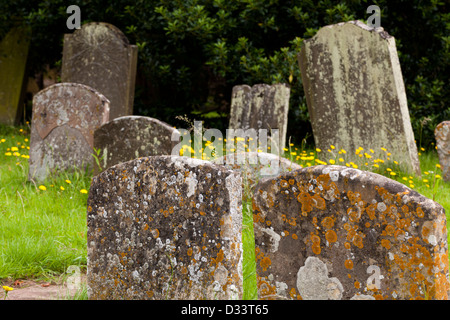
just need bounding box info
[1,0,448,148]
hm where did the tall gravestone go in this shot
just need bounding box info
[61,22,138,120]
[298,21,420,175]
[229,83,290,150]
[0,27,30,125]
[435,121,450,182]
[87,155,243,300]
[93,116,181,174]
[28,83,110,182]
[253,165,449,300]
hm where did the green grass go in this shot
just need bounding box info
[1,124,449,301]
[0,125,90,281]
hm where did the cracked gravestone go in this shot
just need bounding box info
[0,27,30,125]
[229,83,290,150]
[435,121,450,182]
[298,20,420,175]
[28,83,110,182]
[87,155,243,299]
[93,115,181,174]
[253,165,449,300]
[61,22,138,120]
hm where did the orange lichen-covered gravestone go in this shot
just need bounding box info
[253,165,450,300]
[87,155,243,299]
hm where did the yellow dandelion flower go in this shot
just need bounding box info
[11,147,18,152]
[423,179,429,183]
[402,177,408,181]
[339,158,344,162]
[340,149,347,154]
[394,161,399,165]
[4,152,11,156]
[374,164,379,168]
[420,147,425,151]
[329,159,335,164]
[2,286,13,292]
[80,189,88,194]
[352,164,358,169]
[390,172,396,176]
[436,175,442,179]
[370,149,374,153]
[386,168,392,172]
[60,186,65,191]
[0,138,5,142]
[65,179,71,184]
[330,145,335,150]
[38,185,47,191]
[283,148,289,151]
[381,147,387,151]
[436,164,441,169]
[316,148,321,152]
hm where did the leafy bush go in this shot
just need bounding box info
[0,0,448,147]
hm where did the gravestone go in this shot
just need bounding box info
[0,27,30,125]
[298,20,420,175]
[229,83,290,150]
[93,116,181,174]
[253,165,449,300]
[435,121,450,182]
[87,155,243,300]
[61,22,138,120]
[213,152,302,186]
[28,83,110,182]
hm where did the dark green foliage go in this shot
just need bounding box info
[0,0,448,148]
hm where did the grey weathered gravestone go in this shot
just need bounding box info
[87,155,243,300]
[28,83,110,182]
[0,27,30,125]
[229,83,290,150]
[435,121,450,182]
[93,116,181,174]
[61,22,138,120]
[253,165,450,300]
[298,20,420,176]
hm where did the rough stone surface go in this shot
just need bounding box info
[28,83,110,182]
[212,152,302,186]
[435,121,450,182]
[229,83,290,150]
[298,20,420,175]
[0,27,30,125]
[93,116,180,174]
[87,155,243,300]
[253,165,449,300]
[61,22,138,120]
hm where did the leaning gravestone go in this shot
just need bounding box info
[93,116,181,174]
[0,27,30,125]
[28,83,110,182]
[435,121,450,182]
[253,165,449,300]
[229,83,290,150]
[61,22,138,120]
[87,155,243,299]
[298,21,421,175]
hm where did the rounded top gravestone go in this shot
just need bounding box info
[253,165,449,300]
